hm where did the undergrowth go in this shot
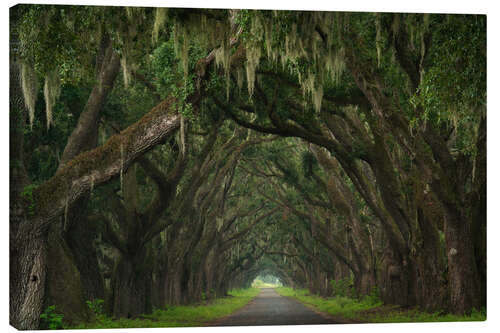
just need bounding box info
[71,288,260,329]
[275,287,486,323]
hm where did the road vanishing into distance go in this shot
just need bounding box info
[214,288,338,326]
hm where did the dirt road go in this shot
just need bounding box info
[214,288,338,326]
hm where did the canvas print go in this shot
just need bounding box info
[9,3,486,330]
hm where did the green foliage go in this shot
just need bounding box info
[361,286,381,306]
[39,305,64,330]
[86,299,105,316]
[409,14,485,155]
[21,183,38,216]
[72,288,260,329]
[330,277,354,297]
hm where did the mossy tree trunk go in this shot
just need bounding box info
[9,55,47,329]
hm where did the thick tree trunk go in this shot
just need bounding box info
[204,251,217,300]
[9,58,47,329]
[10,231,47,330]
[111,253,152,318]
[162,261,183,306]
[65,197,105,301]
[471,116,487,308]
[413,207,447,311]
[379,248,412,307]
[354,266,376,297]
[44,224,94,326]
[445,213,482,314]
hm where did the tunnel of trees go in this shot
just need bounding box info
[9,5,486,329]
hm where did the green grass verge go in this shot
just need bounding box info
[275,287,485,323]
[71,288,260,329]
[276,287,381,319]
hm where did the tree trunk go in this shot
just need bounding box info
[111,253,152,318]
[65,197,105,301]
[379,248,412,307]
[445,213,481,314]
[9,57,47,329]
[413,207,447,311]
[10,230,47,329]
[354,266,376,297]
[44,224,94,326]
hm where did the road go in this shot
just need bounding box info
[214,288,338,326]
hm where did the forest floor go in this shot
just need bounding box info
[70,288,260,329]
[275,287,486,324]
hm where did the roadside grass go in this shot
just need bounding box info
[368,307,486,323]
[71,288,260,329]
[275,287,486,323]
[276,287,381,320]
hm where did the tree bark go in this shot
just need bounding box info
[9,56,47,329]
[111,251,153,318]
[445,213,482,314]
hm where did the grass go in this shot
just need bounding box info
[366,307,486,323]
[71,288,260,329]
[276,287,381,320]
[275,287,486,323]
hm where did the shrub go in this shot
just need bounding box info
[330,277,354,297]
[86,298,105,316]
[39,305,64,330]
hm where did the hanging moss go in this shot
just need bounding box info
[325,48,345,85]
[375,13,383,68]
[43,69,61,129]
[245,46,261,99]
[312,84,324,113]
[152,7,168,44]
[236,67,244,92]
[20,61,38,128]
[120,56,132,88]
